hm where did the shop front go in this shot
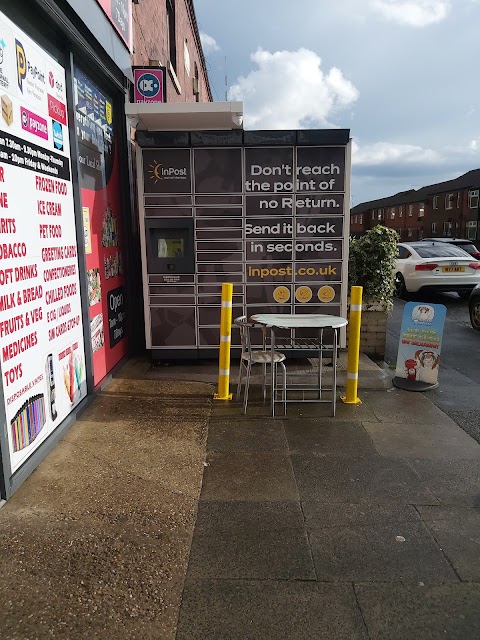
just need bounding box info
[0,0,132,499]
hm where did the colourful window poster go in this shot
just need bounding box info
[74,68,127,386]
[0,11,87,471]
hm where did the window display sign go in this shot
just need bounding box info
[138,131,350,354]
[0,11,87,471]
[95,0,132,51]
[75,68,127,385]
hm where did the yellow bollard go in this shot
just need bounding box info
[341,286,363,404]
[214,282,233,400]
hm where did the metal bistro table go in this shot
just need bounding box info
[250,313,348,417]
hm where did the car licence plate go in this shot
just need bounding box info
[442,266,465,272]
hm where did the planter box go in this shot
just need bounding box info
[346,300,389,360]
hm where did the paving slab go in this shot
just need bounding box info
[201,452,298,501]
[408,459,480,507]
[285,419,378,457]
[207,418,288,453]
[304,503,457,582]
[292,455,439,504]
[363,420,480,459]
[176,580,368,640]
[417,506,480,581]
[186,501,316,580]
[355,583,480,640]
[362,389,460,425]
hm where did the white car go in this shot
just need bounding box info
[395,241,480,298]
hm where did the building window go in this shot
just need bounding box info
[166,0,177,73]
[433,196,438,209]
[407,228,413,238]
[408,204,413,216]
[378,208,384,221]
[390,207,395,219]
[457,193,461,209]
[371,210,375,220]
[419,203,425,218]
[399,206,403,217]
[469,189,479,208]
[443,221,453,236]
[467,221,478,240]
[359,214,363,224]
[445,194,454,209]
[431,222,437,233]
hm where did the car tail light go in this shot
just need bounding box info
[469,262,480,270]
[415,263,438,271]
[471,252,480,260]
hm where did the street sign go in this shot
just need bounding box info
[133,67,166,103]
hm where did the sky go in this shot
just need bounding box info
[195,0,480,206]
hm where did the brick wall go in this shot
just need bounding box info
[132,0,212,103]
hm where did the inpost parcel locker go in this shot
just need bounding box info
[136,129,351,359]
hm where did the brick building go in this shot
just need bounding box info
[351,169,480,244]
[132,0,212,104]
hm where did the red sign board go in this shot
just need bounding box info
[96,0,132,51]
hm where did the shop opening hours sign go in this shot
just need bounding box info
[0,10,87,472]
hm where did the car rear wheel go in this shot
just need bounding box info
[394,273,407,298]
[470,299,480,330]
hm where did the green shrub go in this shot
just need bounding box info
[348,225,399,307]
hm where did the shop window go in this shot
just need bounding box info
[469,189,479,208]
[166,0,177,73]
[445,193,454,209]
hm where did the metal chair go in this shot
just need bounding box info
[234,316,287,416]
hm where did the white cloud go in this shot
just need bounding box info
[370,0,451,26]
[228,48,358,129]
[352,140,443,165]
[200,32,220,53]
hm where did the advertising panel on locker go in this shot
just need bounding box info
[0,10,87,471]
[74,68,127,385]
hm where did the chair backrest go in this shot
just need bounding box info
[234,316,254,355]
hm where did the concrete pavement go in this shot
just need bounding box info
[1,355,480,639]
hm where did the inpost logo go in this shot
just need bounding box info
[148,160,187,183]
[16,39,45,93]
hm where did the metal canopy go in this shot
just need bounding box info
[125,101,244,132]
